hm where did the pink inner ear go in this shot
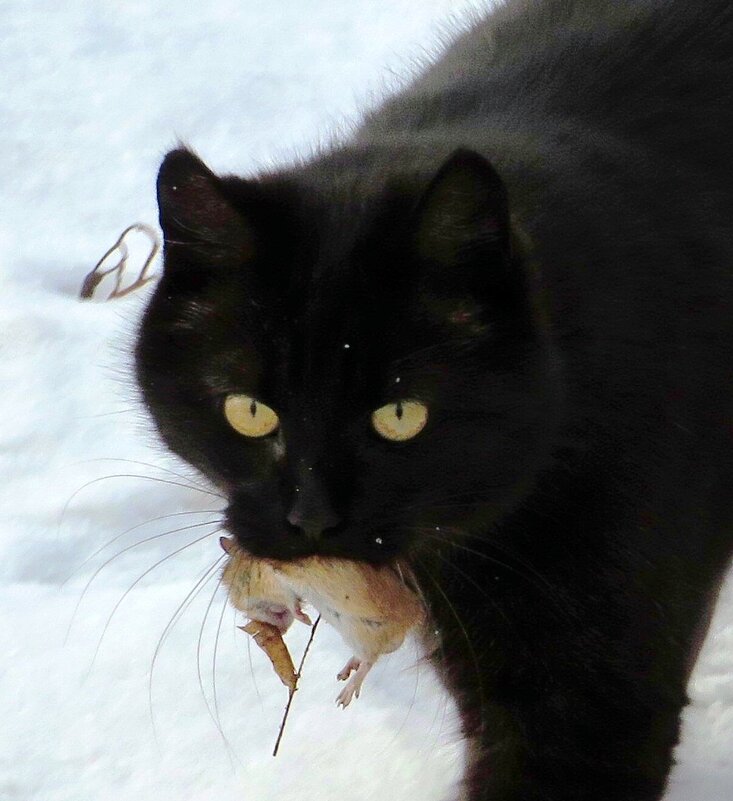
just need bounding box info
[449,309,475,324]
[443,300,489,336]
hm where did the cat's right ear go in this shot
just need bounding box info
[414,148,510,270]
[411,149,523,328]
[157,148,254,265]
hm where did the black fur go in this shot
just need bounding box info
[136,1,733,798]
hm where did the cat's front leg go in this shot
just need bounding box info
[425,561,699,801]
[446,638,685,801]
[455,684,682,801]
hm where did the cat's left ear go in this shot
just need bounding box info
[157,148,254,265]
[414,149,517,320]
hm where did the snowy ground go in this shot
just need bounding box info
[1,2,731,800]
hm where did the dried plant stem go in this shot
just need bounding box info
[80,222,160,300]
[272,615,321,757]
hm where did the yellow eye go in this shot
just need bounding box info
[224,394,279,438]
[371,400,428,442]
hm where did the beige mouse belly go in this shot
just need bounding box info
[271,557,423,648]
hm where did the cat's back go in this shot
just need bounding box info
[371,0,733,172]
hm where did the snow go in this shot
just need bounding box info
[1,1,731,800]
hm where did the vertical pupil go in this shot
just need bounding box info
[249,400,257,417]
[395,401,403,420]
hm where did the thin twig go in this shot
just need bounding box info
[272,615,321,757]
[79,239,128,299]
[80,223,160,300]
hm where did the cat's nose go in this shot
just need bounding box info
[286,473,341,541]
[286,504,341,540]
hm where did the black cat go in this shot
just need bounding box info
[136,1,733,798]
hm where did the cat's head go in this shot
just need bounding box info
[136,147,560,565]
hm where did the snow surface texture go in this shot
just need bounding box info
[1,2,731,800]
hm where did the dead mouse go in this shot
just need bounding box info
[220,537,424,706]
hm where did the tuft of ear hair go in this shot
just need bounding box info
[156,148,254,264]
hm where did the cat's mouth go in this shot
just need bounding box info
[220,534,423,625]
[225,519,403,566]
[224,491,410,565]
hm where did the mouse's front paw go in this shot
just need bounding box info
[335,659,373,708]
[337,656,361,681]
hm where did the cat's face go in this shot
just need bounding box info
[136,148,560,565]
